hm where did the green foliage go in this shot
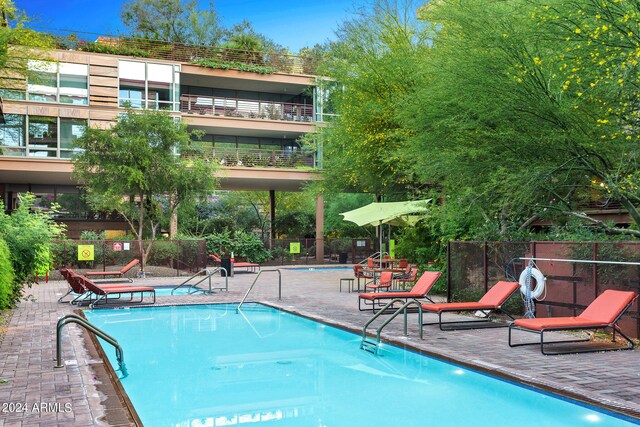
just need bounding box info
[318,0,428,196]
[204,231,270,263]
[72,108,217,271]
[120,0,224,45]
[0,238,15,309]
[77,40,148,57]
[192,58,276,74]
[0,193,66,306]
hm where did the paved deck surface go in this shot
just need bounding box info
[1,267,639,426]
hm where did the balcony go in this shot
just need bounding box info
[183,147,315,169]
[180,95,314,122]
[51,32,321,75]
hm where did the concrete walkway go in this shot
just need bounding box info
[1,267,639,426]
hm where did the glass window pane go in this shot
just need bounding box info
[60,119,86,149]
[59,63,87,76]
[60,74,88,105]
[119,60,146,80]
[147,82,172,110]
[0,114,25,147]
[28,149,57,157]
[28,71,57,102]
[29,116,58,149]
[147,63,173,83]
[119,81,145,108]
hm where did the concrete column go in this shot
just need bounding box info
[315,193,324,264]
[269,190,276,250]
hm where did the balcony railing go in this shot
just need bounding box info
[180,95,314,122]
[47,30,321,75]
[183,147,315,168]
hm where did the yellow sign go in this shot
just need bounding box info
[78,245,95,261]
[289,242,301,254]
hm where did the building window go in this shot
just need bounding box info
[0,114,86,158]
[119,60,179,111]
[27,61,88,105]
[28,116,58,157]
[0,114,26,157]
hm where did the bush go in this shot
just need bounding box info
[0,193,65,306]
[204,231,270,263]
[0,238,15,309]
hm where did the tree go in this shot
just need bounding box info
[316,0,430,198]
[120,0,224,46]
[72,109,217,274]
[0,193,65,308]
[0,0,54,93]
[404,0,640,239]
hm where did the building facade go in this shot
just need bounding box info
[0,41,327,254]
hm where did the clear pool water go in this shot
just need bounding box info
[285,266,352,271]
[152,286,201,296]
[85,304,639,427]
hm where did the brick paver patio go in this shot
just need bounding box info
[1,267,638,425]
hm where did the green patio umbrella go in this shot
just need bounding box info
[340,199,431,255]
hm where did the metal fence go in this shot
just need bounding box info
[448,241,640,338]
[52,239,208,276]
[266,238,374,265]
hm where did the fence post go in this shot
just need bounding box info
[592,242,598,299]
[483,242,489,293]
[446,241,452,303]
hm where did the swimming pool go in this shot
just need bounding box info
[285,266,352,271]
[85,304,640,427]
[152,286,203,296]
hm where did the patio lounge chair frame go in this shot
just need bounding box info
[77,274,156,309]
[508,290,638,355]
[359,271,441,313]
[84,259,140,282]
[421,281,520,330]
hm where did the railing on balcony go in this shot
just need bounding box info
[183,147,315,169]
[46,30,321,75]
[180,95,314,122]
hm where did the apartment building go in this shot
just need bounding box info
[0,37,327,256]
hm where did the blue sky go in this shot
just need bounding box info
[15,0,368,52]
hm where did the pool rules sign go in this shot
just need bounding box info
[78,245,95,261]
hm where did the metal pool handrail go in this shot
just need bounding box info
[236,269,282,313]
[361,299,423,354]
[171,267,228,295]
[56,313,128,377]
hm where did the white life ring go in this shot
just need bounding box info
[518,268,546,300]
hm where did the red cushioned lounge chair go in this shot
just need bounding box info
[76,274,156,309]
[209,254,260,273]
[421,281,520,330]
[509,290,638,355]
[365,271,394,292]
[85,258,140,282]
[359,271,441,312]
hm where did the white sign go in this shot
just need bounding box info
[356,240,366,247]
[123,242,130,251]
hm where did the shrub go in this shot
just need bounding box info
[0,238,15,309]
[0,193,65,305]
[204,231,270,263]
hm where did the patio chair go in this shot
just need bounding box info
[394,265,418,289]
[209,254,260,273]
[359,271,441,312]
[84,258,140,282]
[364,271,394,292]
[508,290,638,355]
[353,264,374,291]
[76,274,156,309]
[58,268,88,303]
[421,281,520,330]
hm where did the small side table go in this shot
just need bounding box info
[339,278,355,293]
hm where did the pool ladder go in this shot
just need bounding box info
[171,267,228,295]
[56,314,128,377]
[237,269,282,313]
[361,299,423,354]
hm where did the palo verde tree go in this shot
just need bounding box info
[317,0,430,198]
[73,109,217,274]
[404,0,640,239]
